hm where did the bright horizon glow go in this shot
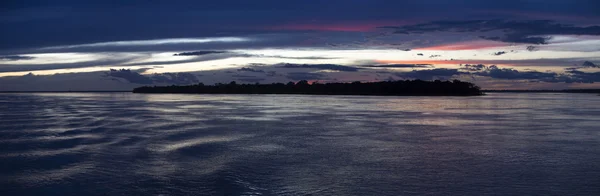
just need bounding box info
[2,47,599,77]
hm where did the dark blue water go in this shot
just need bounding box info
[1,93,599,195]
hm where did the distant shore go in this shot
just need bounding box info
[483,89,600,93]
[132,80,484,96]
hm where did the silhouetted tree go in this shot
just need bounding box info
[133,80,484,96]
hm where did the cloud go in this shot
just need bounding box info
[563,61,600,72]
[565,70,600,83]
[377,58,592,67]
[43,37,251,50]
[478,65,560,81]
[482,35,550,45]
[105,69,199,84]
[526,45,539,51]
[280,63,360,72]
[0,52,248,73]
[0,55,35,61]
[0,58,136,73]
[174,51,227,56]
[582,61,599,68]
[151,72,199,85]
[254,54,337,60]
[382,20,600,44]
[460,64,486,71]
[105,69,153,84]
[237,67,265,73]
[493,51,507,56]
[286,72,324,80]
[395,68,461,80]
[364,64,433,68]
[465,64,600,83]
[393,64,600,83]
[11,33,353,54]
[127,53,250,66]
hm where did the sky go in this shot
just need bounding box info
[1,0,600,91]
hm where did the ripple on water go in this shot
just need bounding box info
[1,93,600,195]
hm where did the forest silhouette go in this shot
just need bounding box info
[133,80,483,96]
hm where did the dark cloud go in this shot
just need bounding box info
[565,70,600,83]
[460,64,486,71]
[286,72,324,80]
[231,74,266,83]
[383,20,600,44]
[493,51,507,56]
[582,61,599,68]
[105,69,199,84]
[174,51,226,56]
[392,64,600,83]
[2,0,599,53]
[564,61,600,72]
[238,67,265,73]
[151,73,199,85]
[0,55,35,61]
[482,35,550,45]
[105,69,153,84]
[280,63,360,72]
[464,64,600,83]
[526,46,539,51]
[0,52,252,73]
[365,64,433,68]
[479,65,560,81]
[255,55,337,60]
[395,69,461,80]
[0,58,135,73]
[128,53,250,66]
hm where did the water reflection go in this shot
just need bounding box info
[1,93,599,195]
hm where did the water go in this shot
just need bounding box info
[1,93,599,195]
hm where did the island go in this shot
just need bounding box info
[133,80,483,96]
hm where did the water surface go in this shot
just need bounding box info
[1,93,599,195]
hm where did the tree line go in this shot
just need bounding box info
[133,80,484,96]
